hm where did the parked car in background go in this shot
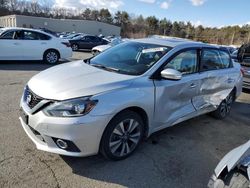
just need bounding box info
[208,140,250,188]
[231,50,238,61]
[69,35,108,51]
[19,38,242,160]
[91,37,123,56]
[39,28,58,37]
[0,27,72,64]
[234,44,250,90]
[60,33,83,39]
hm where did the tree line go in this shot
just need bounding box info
[1,0,250,45]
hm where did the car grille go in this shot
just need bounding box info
[24,86,43,109]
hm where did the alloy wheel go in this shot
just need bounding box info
[220,93,233,117]
[46,51,58,64]
[109,118,141,157]
[72,44,78,51]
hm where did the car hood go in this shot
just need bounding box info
[28,60,136,100]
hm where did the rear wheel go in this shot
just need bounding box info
[100,110,144,160]
[211,90,235,119]
[43,50,59,64]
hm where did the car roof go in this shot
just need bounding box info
[0,27,54,37]
[133,37,219,49]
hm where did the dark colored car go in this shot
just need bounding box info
[39,28,58,37]
[69,35,109,51]
[235,44,250,90]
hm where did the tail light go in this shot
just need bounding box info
[61,42,71,47]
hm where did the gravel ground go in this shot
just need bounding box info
[0,52,249,188]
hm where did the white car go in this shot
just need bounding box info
[0,27,72,64]
[91,37,124,56]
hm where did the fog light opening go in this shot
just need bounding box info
[56,139,68,149]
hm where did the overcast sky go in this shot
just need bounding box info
[43,0,250,27]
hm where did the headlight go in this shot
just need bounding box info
[43,97,98,117]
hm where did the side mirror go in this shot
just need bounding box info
[160,68,182,80]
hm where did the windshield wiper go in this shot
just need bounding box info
[91,64,120,73]
[83,58,91,64]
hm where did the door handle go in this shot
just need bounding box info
[190,83,197,88]
[41,42,47,45]
[13,42,20,45]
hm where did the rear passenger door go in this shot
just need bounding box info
[88,36,102,48]
[21,30,51,60]
[78,36,92,49]
[192,48,237,110]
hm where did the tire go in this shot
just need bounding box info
[211,90,235,119]
[222,171,249,188]
[43,50,59,64]
[100,110,144,160]
[71,44,79,51]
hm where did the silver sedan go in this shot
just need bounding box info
[20,38,243,160]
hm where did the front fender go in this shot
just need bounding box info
[89,78,155,132]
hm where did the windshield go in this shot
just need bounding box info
[72,35,84,40]
[0,29,5,35]
[89,42,171,75]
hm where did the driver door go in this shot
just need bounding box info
[0,30,23,60]
[153,49,201,130]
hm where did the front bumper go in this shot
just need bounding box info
[20,101,112,157]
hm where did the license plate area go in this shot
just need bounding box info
[20,108,29,125]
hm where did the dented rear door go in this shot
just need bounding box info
[192,48,237,111]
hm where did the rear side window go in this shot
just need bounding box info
[23,31,51,40]
[37,32,51,40]
[201,49,225,71]
[219,51,231,68]
[84,36,92,42]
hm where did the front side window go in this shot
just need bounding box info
[0,31,15,39]
[164,50,198,75]
[201,49,224,71]
[89,42,171,75]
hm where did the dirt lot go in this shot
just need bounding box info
[0,52,249,188]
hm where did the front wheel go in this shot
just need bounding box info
[100,110,144,160]
[211,90,235,119]
[71,44,79,51]
[43,50,59,64]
